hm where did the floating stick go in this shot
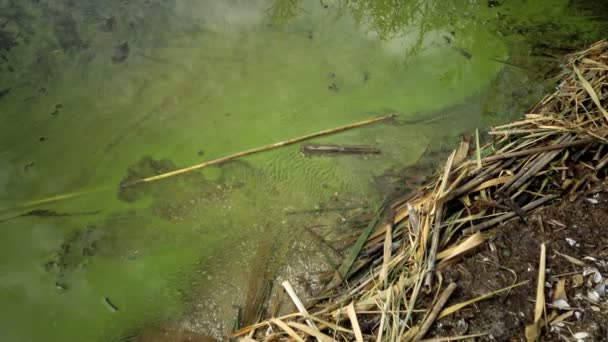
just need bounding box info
[122,114,396,187]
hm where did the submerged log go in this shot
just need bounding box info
[300,144,381,156]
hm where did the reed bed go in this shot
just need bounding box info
[231,39,608,341]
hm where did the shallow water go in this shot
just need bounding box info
[0,0,606,340]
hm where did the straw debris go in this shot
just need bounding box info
[232,40,608,341]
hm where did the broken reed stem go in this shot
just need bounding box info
[479,137,593,163]
[281,281,320,339]
[475,128,482,169]
[5,186,111,213]
[463,195,558,234]
[379,221,393,287]
[413,282,458,342]
[595,152,608,170]
[121,114,396,187]
[442,160,506,202]
[424,205,443,293]
[346,302,364,342]
[525,243,546,342]
[408,204,420,234]
[500,135,573,193]
[424,151,456,291]
[535,243,547,324]
[376,288,392,342]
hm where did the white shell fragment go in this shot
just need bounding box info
[552,299,571,310]
[583,267,603,283]
[566,238,577,247]
[587,289,600,302]
[573,332,589,340]
[585,197,599,204]
[582,256,608,267]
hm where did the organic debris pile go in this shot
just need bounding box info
[231,40,608,341]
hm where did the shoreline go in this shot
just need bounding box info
[232,39,608,341]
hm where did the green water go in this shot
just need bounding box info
[0,0,605,340]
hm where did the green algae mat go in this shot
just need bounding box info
[0,0,606,340]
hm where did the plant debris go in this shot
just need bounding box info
[231,39,608,341]
[300,144,381,156]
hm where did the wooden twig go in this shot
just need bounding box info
[413,282,458,341]
[595,152,608,170]
[479,137,593,163]
[301,144,381,155]
[424,205,443,293]
[442,160,506,202]
[408,204,419,234]
[463,195,558,234]
[501,135,573,193]
[121,114,396,187]
[496,191,528,224]
[425,150,455,292]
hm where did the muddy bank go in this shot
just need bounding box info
[232,39,608,341]
[439,191,608,340]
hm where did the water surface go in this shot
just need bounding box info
[0,0,606,340]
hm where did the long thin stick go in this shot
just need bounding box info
[281,280,321,341]
[462,195,558,234]
[2,186,111,213]
[500,135,572,193]
[346,302,364,342]
[479,137,592,164]
[425,151,455,292]
[413,282,458,341]
[475,128,482,169]
[122,114,396,187]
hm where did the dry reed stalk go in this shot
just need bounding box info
[525,243,547,341]
[122,114,396,187]
[346,303,363,342]
[412,282,458,341]
[281,281,321,338]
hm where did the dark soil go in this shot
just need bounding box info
[432,189,608,341]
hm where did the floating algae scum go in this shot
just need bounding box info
[233,40,608,341]
[0,0,607,341]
